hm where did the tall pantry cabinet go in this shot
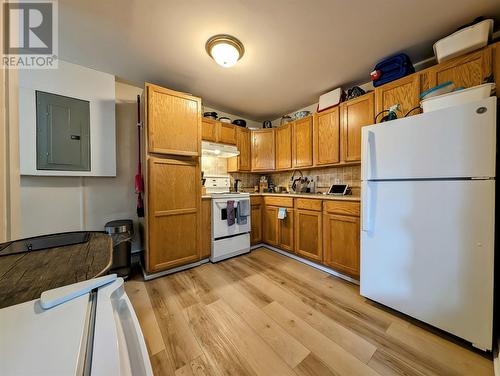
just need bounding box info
[144,83,202,273]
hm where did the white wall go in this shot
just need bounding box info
[18,60,116,176]
[18,81,143,251]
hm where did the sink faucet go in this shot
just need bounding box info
[289,169,304,193]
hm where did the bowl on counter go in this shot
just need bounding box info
[219,116,231,123]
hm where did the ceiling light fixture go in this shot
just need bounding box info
[205,34,244,68]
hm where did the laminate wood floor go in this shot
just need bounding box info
[125,248,494,376]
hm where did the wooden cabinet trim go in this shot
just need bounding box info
[323,201,360,216]
[295,198,322,211]
[264,196,294,208]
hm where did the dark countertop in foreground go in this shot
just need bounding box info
[0,232,112,309]
[203,192,360,201]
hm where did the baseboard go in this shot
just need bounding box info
[251,243,359,285]
[141,258,210,281]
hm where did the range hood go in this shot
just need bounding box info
[202,141,240,158]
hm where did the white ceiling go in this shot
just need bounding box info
[59,0,500,121]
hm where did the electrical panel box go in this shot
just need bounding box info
[36,91,90,171]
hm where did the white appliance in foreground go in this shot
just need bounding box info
[0,275,153,375]
[211,192,251,262]
[361,97,496,351]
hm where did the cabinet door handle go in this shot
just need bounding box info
[70,135,81,140]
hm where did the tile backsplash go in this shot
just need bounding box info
[201,155,228,176]
[229,165,361,195]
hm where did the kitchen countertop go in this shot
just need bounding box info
[202,192,360,201]
[0,232,112,309]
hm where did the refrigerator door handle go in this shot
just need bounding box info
[361,181,372,232]
[362,130,374,181]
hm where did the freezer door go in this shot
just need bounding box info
[362,97,496,180]
[361,179,494,350]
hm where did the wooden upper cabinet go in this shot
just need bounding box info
[201,118,217,142]
[237,127,251,171]
[341,92,375,162]
[252,129,275,171]
[201,118,237,145]
[374,73,420,120]
[276,123,292,170]
[420,47,493,93]
[292,116,313,168]
[147,157,200,272]
[146,83,201,156]
[218,123,237,145]
[314,107,340,166]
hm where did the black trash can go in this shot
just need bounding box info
[105,219,133,278]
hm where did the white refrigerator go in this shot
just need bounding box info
[360,97,496,351]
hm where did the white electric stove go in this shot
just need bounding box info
[205,177,251,262]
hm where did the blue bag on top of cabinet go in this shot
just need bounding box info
[370,53,415,87]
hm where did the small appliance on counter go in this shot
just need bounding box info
[327,184,351,196]
[234,179,242,192]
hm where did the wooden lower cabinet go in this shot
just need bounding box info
[250,197,263,245]
[294,209,322,262]
[201,198,211,259]
[257,196,361,279]
[263,206,279,246]
[278,208,294,252]
[323,213,360,278]
[147,157,201,272]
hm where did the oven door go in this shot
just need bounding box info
[212,198,251,239]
